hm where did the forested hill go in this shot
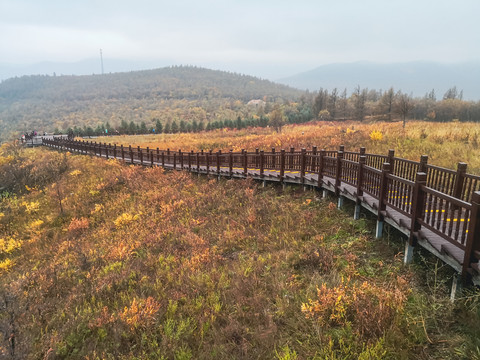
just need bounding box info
[0,66,303,142]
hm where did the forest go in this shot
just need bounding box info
[1,66,480,142]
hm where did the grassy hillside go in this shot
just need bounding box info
[0,66,303,142]
[1,144,479,359]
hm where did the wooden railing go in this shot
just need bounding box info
[42,138,480,279]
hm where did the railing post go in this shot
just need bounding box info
[463,191,480,277]
[105,144,109,159]
[196,151,200,173]
[408,171,427,247]
[255,148,259,168]
[216,150,221,175]
[280,149,286,183]
[290,147,295,169]
[121,145,124,161]
[130,148,134,164]
[419,155,428,173]
[453,162,467,199]
[311,146,317,173]
[162,151,165,167]
[243,149,248,177]
[188,150,192,171]
[260,150,265,179]
[173,152,177,170]
[179,149,183,169]
[206,150,209,175]
[318,149,325,188]
[387,149,395,174]
[354,155,366,220]
[376,162,392,238]
[359,147,366,156]
[335,150,344,196]
[139,148,143,165]
[272,147,276,169]
[113,144,117,159]
[229,150,233,177]
[300,148,306,184]
[150,152,154,167]
[157,148,160,163]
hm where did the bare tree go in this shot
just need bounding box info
[395,92,415,128]
[352,85,367,121]
[379,87,395,121]
[328,88,338,119]
[338,88,348,121]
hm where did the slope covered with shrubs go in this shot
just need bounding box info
[0,145,479,359]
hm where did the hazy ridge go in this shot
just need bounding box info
[278,61,480,100]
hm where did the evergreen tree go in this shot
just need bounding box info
[128,121,136,135]
[179,120,187,133]
[192,120,198,132]
[171,120,179,133]
[236,116,244,129]
[164,121,171,134]
[155,119,163,134]
[140,121,148,134]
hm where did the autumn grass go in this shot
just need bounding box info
[94,120,480,173]
[0,146,479,359]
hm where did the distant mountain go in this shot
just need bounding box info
[0,66,302,142]
[277,61,480,100]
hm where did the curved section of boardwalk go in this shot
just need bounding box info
[42,138,480,287]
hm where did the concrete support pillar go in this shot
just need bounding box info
[262,180,266,188]
[354,204,361,220]
[337,196,344,209]
[322,189,328,198]
[404,241,414,264]
[375,220,384,239]
[450,273,463,302]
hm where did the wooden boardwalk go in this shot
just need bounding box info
[42,138,480,289]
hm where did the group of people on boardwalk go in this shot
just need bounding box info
[21,131,39,142]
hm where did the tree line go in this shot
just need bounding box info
[59,85,480,137]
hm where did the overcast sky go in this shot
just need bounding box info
[1,0,479,79]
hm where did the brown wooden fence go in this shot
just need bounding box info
[42,138,480,283]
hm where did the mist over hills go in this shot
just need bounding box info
[278,61,480,100]
[2,60,479,100]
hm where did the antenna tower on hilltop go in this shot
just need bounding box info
[100,49,104,75]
